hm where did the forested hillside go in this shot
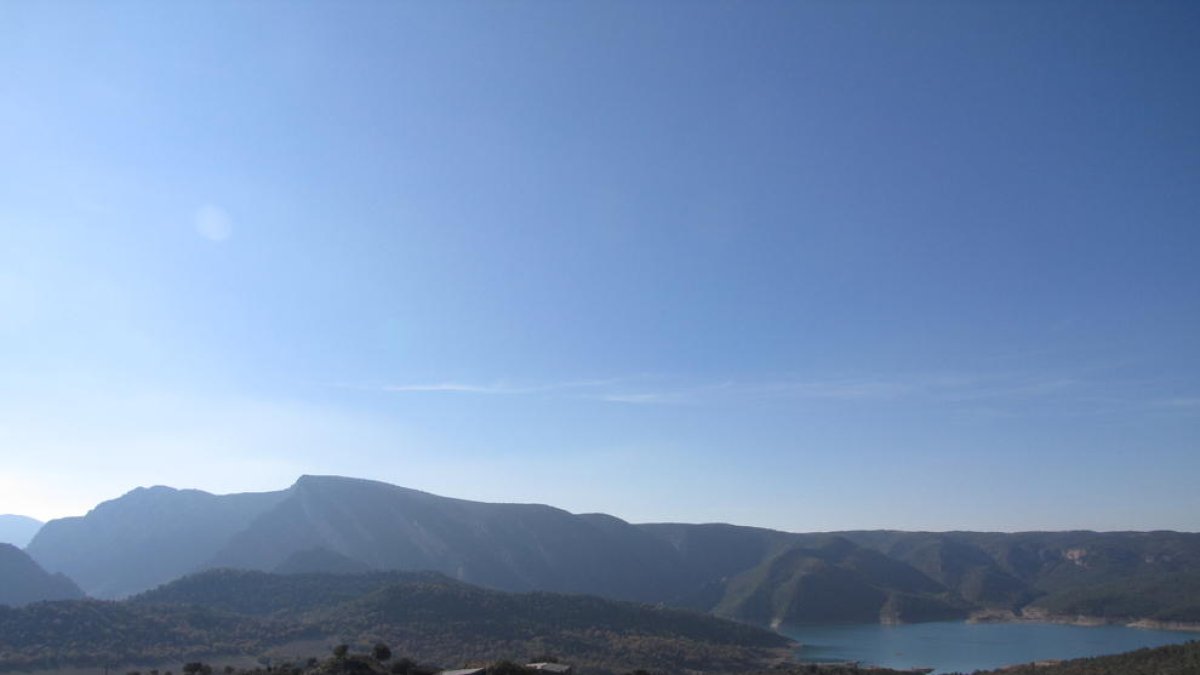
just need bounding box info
[0,570,791,674]
[965,639,1200,675]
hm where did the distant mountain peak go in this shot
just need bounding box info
[293,474,382,488]
[0,514,42,524]
[0,514,44,548]
[291,474,427,494]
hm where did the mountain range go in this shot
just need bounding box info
[20,476,1200,626]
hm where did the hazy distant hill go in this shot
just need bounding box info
[0,515,42,548]
[26,485,287,598]
[3,569,791,674]
[28,476,697,601]
[25,476,1200,626]
[0,544,84,606]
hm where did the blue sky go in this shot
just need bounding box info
[2,1,1198,531]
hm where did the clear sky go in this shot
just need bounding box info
[2,1,1198,532]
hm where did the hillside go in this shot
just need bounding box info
[704,537,969,625]
[0,599,316,671]
[0,515,43,548]
[274,548,375,575]
[2,569,792,674]
[0,544,85,606]
[966,639,1200,675]
[838,530,1200,621]
[1025,570,1200,623]
[132,569,452,616]
[202,476,693,602]
[834,531,1035,608]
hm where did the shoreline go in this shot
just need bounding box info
[777,616,1200,674]
[967,608,1200,633]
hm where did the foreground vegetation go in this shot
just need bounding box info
[122,645,922,675]
[963,639,1200,675]
[0,571,790,674]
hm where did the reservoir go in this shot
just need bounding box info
[777,621,1196,673]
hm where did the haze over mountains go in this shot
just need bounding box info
[20,476,1200,626]
[0,515,42,548]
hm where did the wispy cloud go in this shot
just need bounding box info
[1152,397,1200,413]
[597,393,671,405]
[357,371,1181,416]
[381,383,538,395]
[363,378,630,397]
[591,375,1007,406]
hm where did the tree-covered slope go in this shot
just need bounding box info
[957,530,1200,594]
[0,544,85,606]
[132,569,453,616]
[705,537,969,625]
[835,532,1034,608]
[966,639,1200,675]
[0,599,316,672]
[838,530,1200,620]
[3,569,792,674]
[1025,570,1200,623]
[317,575,792,672]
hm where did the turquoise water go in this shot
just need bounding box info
[777,621,1196,674]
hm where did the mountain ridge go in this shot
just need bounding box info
[24,475,1200,627]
